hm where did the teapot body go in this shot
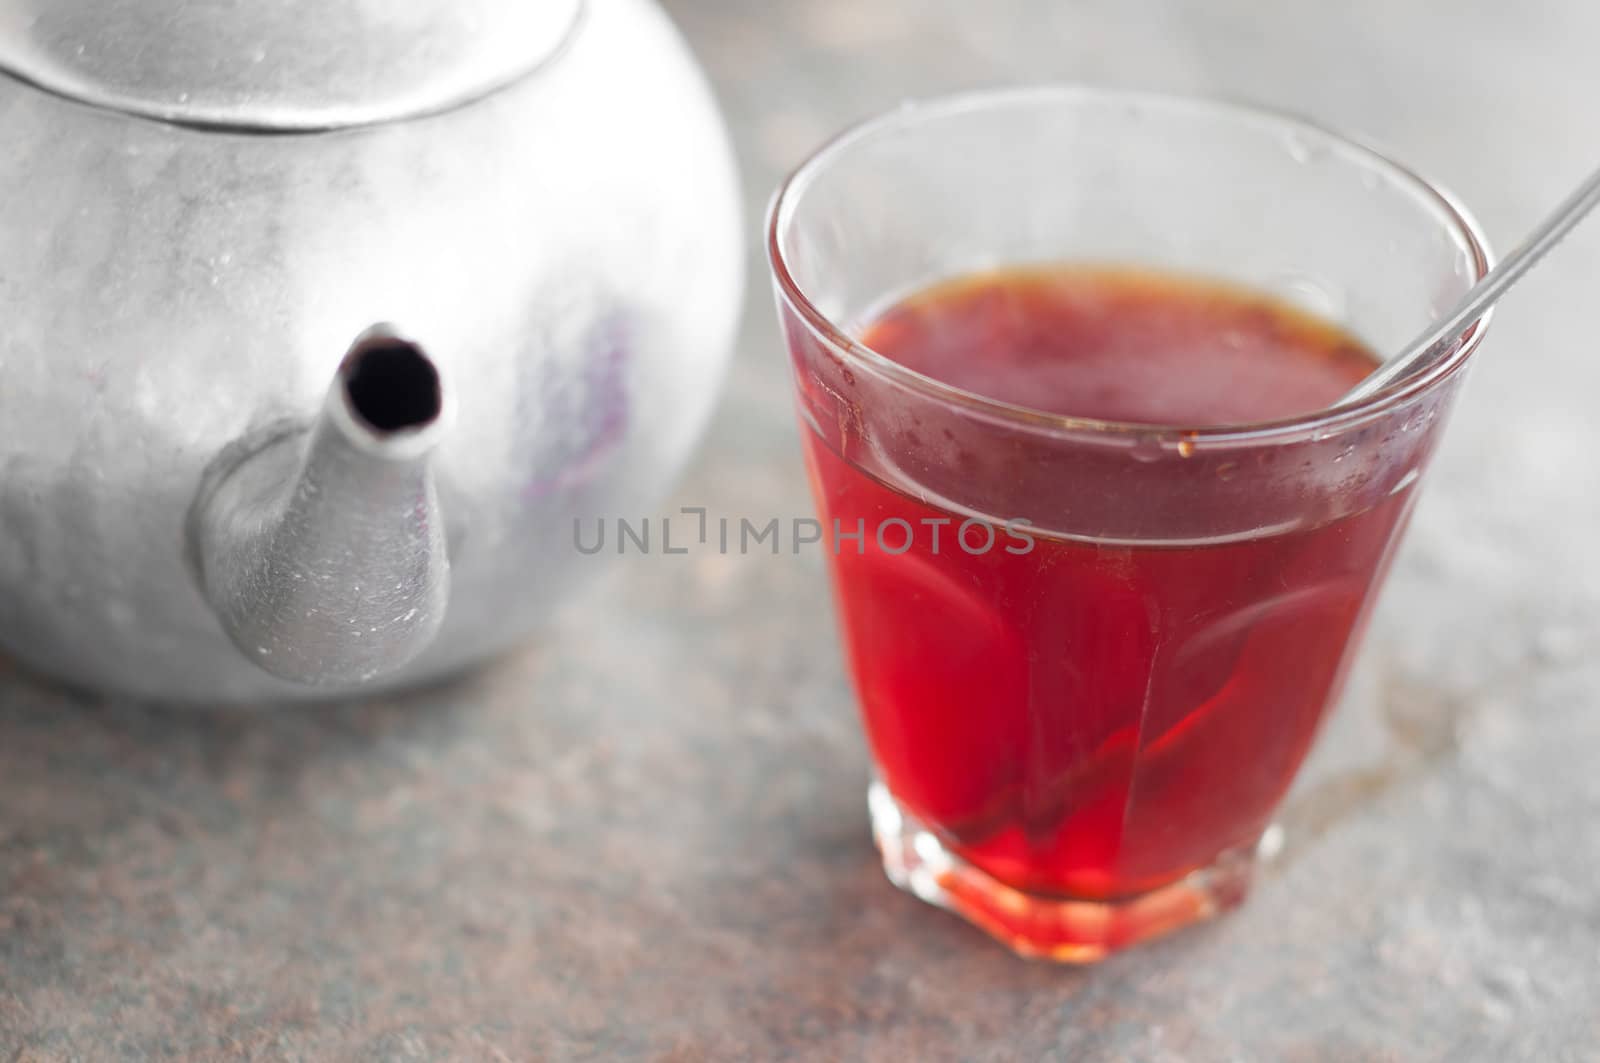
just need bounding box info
[0,0,743,701]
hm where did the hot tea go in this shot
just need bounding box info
[799,265,1410,950]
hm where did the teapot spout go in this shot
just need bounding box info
[190,327,452,688]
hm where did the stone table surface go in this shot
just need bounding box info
[4,0,1600,1059]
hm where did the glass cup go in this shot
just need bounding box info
[766,87,1491,961]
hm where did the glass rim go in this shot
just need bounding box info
[766,84,1495,445]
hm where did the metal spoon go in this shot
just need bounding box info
[1338,163,1600,406]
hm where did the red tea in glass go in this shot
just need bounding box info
[807,266,1400,927]
[769,89,1490,960]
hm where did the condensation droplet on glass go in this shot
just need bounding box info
[1406,408,1435,433]
[1130,436,1165,463]
[1215,461,1238,481]
[1332,444,1355,463]
[1284,131,1326,164]
[1271,272,1346,321]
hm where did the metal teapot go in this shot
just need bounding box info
[0,0,743,702]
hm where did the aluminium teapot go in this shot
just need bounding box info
[0,0,743,702]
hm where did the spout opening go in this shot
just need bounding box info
[341,338,443,434]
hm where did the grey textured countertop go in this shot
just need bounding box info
[4,1,1599,1059]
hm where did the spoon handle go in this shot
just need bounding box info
[1339,162,1600,405]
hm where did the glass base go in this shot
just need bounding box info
[868,782,1264,962]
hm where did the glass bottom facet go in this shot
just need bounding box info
[868,781,1265,962]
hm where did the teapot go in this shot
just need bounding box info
[0,0,743,701]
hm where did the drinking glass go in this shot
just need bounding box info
[766,86,1491,961]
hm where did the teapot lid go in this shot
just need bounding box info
[0,0,583,131]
